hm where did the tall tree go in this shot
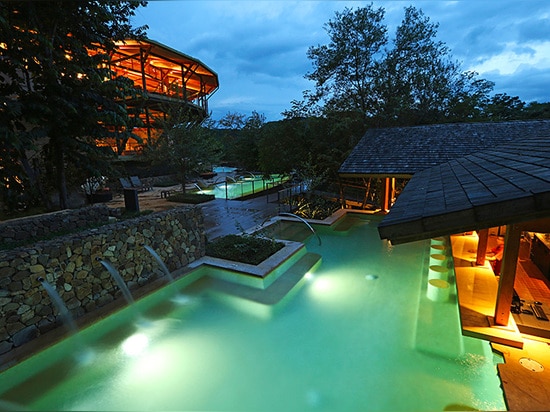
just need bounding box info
[375,6,464,125]
[0,1,147,210]
[294,5,496,127]
[305,5,387,121]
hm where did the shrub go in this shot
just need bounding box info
[292,194,340,220]
[206,234,284,265]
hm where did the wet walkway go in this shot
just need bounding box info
[199,194,281,240]
[106,186,283,241]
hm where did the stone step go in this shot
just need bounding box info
[206,252,321,305]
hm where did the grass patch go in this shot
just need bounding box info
[168,192,215,204]
[206,234,284,265]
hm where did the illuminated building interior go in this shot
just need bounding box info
[97,39,219,155]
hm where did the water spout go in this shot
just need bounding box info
[193,183,203,193]
[279,212,322,246]
[96,258,134,304]
[38,277,78,335]
[142,245,174,282]
[141,244,193,305]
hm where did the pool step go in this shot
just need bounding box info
[415,274,464,358]
[262,223,312,242]
[205,252,321,305]
[333,218,356,232]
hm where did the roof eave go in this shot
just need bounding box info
[378,193,550,245]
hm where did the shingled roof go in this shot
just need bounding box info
[377,136,550,244]
[339,120,550,178]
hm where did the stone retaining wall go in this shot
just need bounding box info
[0,205,205,359]
[0,204,111,247]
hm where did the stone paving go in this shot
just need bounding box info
[199,195,281,240]
[106,187,282,241]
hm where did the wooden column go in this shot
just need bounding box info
[476,229,489,266]
[383,177,391,212]
[494,224,522,326]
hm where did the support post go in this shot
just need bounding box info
[383,177,391,212]
[494,224,522,326]
[476,229,489,266]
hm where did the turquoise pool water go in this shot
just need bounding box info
[0,215,506,411]
[200,174,289,199]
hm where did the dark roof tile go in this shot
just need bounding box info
[378,136,550,244]
[339,120,550,176]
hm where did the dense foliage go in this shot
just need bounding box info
[0,1,147,211]
[143,105,223,192]
[292,194,341,220]
[286,4,549,127]
[206,234,284,265]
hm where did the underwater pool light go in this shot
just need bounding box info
[121,333,149,356]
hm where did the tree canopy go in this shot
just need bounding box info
[288,4,544,127]
[0,1,147,211]
[144,106,222,192]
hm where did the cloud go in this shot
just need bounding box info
[486,66,550,103]
[469,41,550,76]
[518,17,550,43]
[134,1,550,120]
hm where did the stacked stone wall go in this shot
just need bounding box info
[0,204,111,246]
[0,206,205,359]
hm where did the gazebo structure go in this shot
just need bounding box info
[378,136,550,324]
[339,119,550,339]
[98,38,219,155]
[339,121,550,409]
[338,120,550,211]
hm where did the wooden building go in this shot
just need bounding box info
[98,38,219,155]
[338,120,550,211]
[339,121,550,408]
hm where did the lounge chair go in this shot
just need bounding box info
[130,176,152,192]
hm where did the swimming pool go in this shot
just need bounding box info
[200,174,289,199]
[0,214,506,411]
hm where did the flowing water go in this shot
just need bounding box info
[97,258,134,304]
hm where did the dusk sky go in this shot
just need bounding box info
[132,1,550,122]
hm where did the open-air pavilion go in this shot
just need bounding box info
[339,120,550,410]
[338,120,550,211]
